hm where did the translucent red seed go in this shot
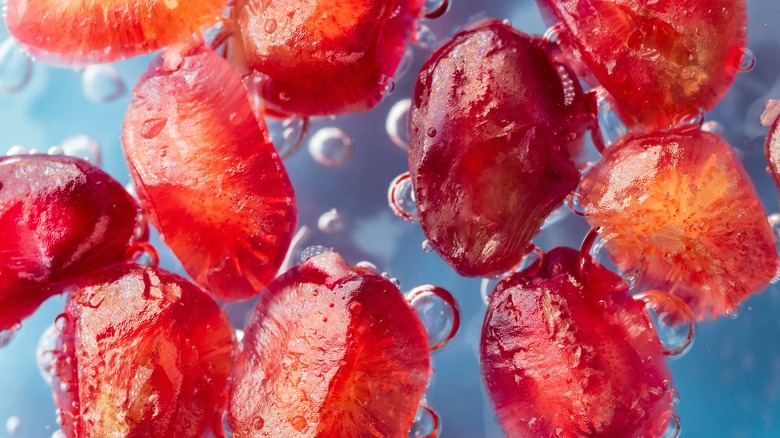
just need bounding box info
[6,0,227,64]
[481,247,674,437]
[229,252,431,437]
[579,130,777,319]
[538,0,748,131]
[53,264,235,437]
[409,19,594,277]
[231,0,424,116]
[0,155,140,331]
[122,44,297,302]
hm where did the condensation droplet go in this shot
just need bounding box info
[6,145,28,156]
[123,241,160,267]
[36,324,60,385]
[579,228,642,290]
[413,23,437,50]
[309,127,352,167]
[660,413,681,438]
[736,48,755,72]
[388,172,418,222]
[6,416,21,435]
[0,37,33,94]
[634,291,695,357]
[59,135,102,167]
[408,404,440,438]
[761,99,780,127]
[423,0,450,19]
[406,285,460,351]
[266,116,309,160]
[298,245,334,264]
[81,65,126,103]
[386,98,411,150]
[317,208,346,233]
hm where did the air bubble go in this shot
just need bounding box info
[382,79,395,97]
[579,228,642,290]
[406,285,460,351]
[736,48,755,72]
[317,208,346,233]
[423,0,449,19]
[355,261,379,273]
[413,23,437,50]
[408,404,440,438]
[421,240,433,253]
[701,120,726,136]
[123,241,160,267]
[6,145,28,156]
[0,325,19,348]
[541,202,569,229]
[0,37,32,94]
[566,192,589,216]
[59,135,102,167]
[235,329,245,343]
[298,245,334,264]
[36,324,60,385]
[51,430,65,438]
[660,413,681,438]
[543,23,565,45]
[725,305,740,319]
[671,389,681,407]
[388,172,418,222]
[47,146,64,155]
[309,127,352,167]
[634,291,695,357]
[81,65,126,103]
[386,98,412,150]
[761,99,780,127]
[394,46,414,80]
[670,108,705,133]
[6,416,21,435]
[594,86,627,147]
[266,116,309,160]
[480,277,498,305]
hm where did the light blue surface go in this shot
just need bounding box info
[1,1,780,437]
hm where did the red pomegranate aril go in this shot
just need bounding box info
[122,44,297,302]
[229,252,430,437]
[410,19,593,277]
[482,247,674,437]
[0,155,141,331]
[53,264,235,437]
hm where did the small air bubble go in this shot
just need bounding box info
[543,23,565,45]
[267,116,309,160]
[59,135,102,167]
[634,290,695,357]
[388,172,418,222]
[317,208,346,233]
[422,240,434,253]
[81,65,126,103]
[408,404,440,438]
[566,192,589,216]
[0,37,33,94]
[6,145,28,156]
[413,23,437,50]
[725,305,740,319]
[123,242,160,267]
[423,0,449,19]
[36,324,60,385]
[6,416,21,435]
[736,48,755,72]
[406,285,460,351]
[47,146,64,155]
[309,127,353,167]
[660,413,681,438]
[426,127,437,138]
[298,245,334,264]
[386,98,412,150]
[701,120,726,136]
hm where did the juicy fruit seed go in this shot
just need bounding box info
[579,130,777,320]
[481,247,674,438]
[229,252,431,437]
[53,265,235,437]
[122,44,297,302]
[409,19,592,277]
[0,155,141,331]
[231,0,423,116]
[537,0,747,131]
[6,0,227,64]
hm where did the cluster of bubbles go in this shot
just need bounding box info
[5,135,102,167]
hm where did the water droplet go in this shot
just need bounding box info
[0,37,32,94]
[579,228,642,290]
[264,18,277,34]
[566,192,589,216]
[701,120,725,136]
[266,116,309,160]
[123,241,160,267]
[394,45,415,80]
[59,135,102,167]
[298,245,334,264]
[81,65,126,103]
[660,413,681,438]
[141,118,168,139]
[408,404,440,438]
[47,146,64,155]
[406,285,460,351]
[6,416,21,435]
[0,326,18,348]
[388,172,418,222]
[421,239,434,253]
[317,208,346,233]
[671,388,681,407]
[36,324,60,385]
[761,99,780,127]
[634,291,695,357]
[290,416,308,432]
[54,314,70,333]
[725,304,740,319]
[543,23,565,45]
[423,0,449,19]
[386,98,412,150]
[309,127,352,167]
[6,145,28,156]
[413,23,437,50]
[736,47,755,72]
[355,261,379,273]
